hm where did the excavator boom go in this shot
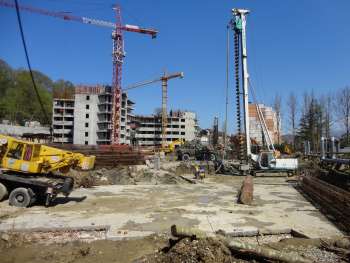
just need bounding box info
[0,134,95,207]
[0,135,95,174]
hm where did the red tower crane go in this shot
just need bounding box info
[0,0,158,144]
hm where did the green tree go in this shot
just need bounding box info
[297,93,325,152]
[53,79,75,99]
[0,59,65,125]
[1,71,52,124]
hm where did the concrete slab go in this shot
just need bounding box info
[0,176,341,238]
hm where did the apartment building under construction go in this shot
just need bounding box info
[52,85,133,145]
[248,103,280,145]
[52,86,198,146]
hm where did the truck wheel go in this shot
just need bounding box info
[9,188,32,208]
[182,153,190,161]
[0,183,8,201]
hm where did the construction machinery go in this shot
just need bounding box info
[123,72,184,148]
[0,0,158,145]
[176,141,217,162]
[161,138,185,154]
[0,135,95,207]
[229,8,298,174]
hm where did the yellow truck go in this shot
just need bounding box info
[0,135,95,207]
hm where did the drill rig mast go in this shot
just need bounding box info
[231,8,251,161]
[229,8,298,175]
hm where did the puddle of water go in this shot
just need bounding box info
[198,196,210,204]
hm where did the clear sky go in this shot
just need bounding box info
[1,0,349,133]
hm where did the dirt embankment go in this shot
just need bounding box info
[138,237,234,263]
[1,229,348,263]
[69,161,216,188]
[0,233,167,263]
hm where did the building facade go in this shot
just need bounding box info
[52,98,75,143]
[52,86,197,146]
[132,111,198,146]
[248,103,280,145]
[52,85,134,145]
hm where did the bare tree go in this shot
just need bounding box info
[335,86,350,144]
[273,94,282,144]
[287,92,297,148]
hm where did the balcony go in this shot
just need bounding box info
[53,137,73,143]
[53,121,74,126]
[97,111,112,115]
[53,129,72,134]
[97,119,111,124]
[96,138,111,143]
[97,130,110,134]
[53,113,74,118]
[98,100,112,106]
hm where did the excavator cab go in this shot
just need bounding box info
[1,137,42,173]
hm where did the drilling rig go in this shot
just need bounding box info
[230,8,298,175]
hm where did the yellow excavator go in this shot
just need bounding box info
[161,138,184,154]
[0,135,95,207]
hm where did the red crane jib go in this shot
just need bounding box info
[0,0,158,37]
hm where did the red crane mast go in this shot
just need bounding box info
[0,0,158,144]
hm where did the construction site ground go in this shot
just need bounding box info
[0,173,341,239]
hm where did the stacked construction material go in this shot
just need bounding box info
[300,175,350,233]
[49,144,154,167]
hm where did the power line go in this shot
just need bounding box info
[14,0,51,125]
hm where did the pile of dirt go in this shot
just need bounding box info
[175,161,215,176]
[69,165,192,188]
[138,236,348,263]
[138,237,236,263]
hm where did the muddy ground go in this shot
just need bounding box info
[1,232,347,263]
[0,161,347,262]
[0,233,167,263]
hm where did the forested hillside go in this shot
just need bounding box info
[0,59,74,125]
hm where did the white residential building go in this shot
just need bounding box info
[132,111,198,146]
[52,86,196,146]
[52,85,134,145]
[52,98,75,143]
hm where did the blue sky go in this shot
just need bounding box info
[1,0,349,134]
